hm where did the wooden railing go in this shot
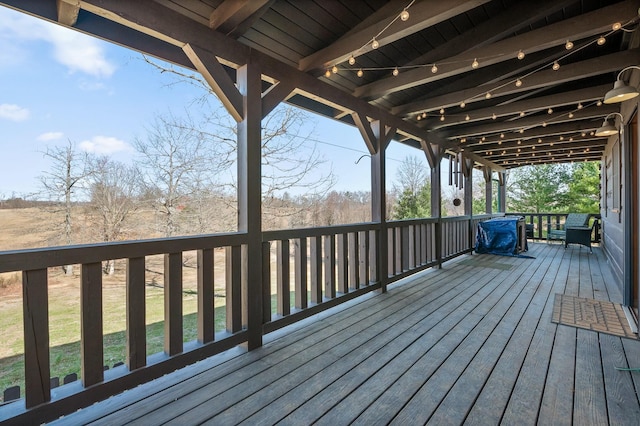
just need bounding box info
[511,212,601,242]
[0,215,497,423]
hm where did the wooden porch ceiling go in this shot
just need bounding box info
[4,0,640,170]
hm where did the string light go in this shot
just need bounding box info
[357,69,363,77]
[465,114,470,121]
[568,112,574,118]
[492,113,497,120]
[515,79,522,87]
[542,122,547,127]
[552,61,560,70]
[325,69,331,78]
[597,100,602,106]
[485,92,492,99]
[577,102,583,109]
[400,9,410,21]
[440,108,445,114]
[597,36,606,45]
[371,38,379,49]
[519,111,525,117]
[416,114,421,120]
[440,115,445,121]
[422,112,427,118]
[348,55,356,65]
[519,128,524,133]
[565,40,574,50]
[392,67,399,76]
[332,65,338,74]
[460,101,466,108]
[613,22,622,30]
[517,50,525,60]
[431,64,438,73]
[472,58,479,69]
[547,108,553,114]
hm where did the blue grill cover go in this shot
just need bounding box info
[475,217,521,256]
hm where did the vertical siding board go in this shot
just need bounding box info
[126,257,146,370]
[22,268,50,408]
[197,248,215,344]
[164,253,183,356]
[81,262,104,387]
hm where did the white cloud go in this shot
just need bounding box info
[0,104,30,121]
[37,131,64,141]
[0,8,116,77]
[79,136,131,154]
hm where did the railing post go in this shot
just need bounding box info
[371,132,388,292]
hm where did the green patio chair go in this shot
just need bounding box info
[546,213,590,244]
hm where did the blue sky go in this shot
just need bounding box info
[0,6,423,199]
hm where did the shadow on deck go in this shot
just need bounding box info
[50,243,640,425]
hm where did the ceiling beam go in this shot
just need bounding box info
[367,0,576,101]
[298,0,490,72]
[57,0,79,26]
[394,48,640,115]
[355,0,639,99]
[209,0,272,35]
[444,104,618,139]
[426,84,611,129]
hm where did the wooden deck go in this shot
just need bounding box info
[50,242,640,425]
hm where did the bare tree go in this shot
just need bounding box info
[134,113,228,237]
[85,157,141,274]
[39,140,92,274]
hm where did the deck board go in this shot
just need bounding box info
[49,243,640,426]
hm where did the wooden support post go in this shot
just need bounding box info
[237,60,263,350]
[463,157,474,251]
[81,262,103,387]
[430,146,443,268]
[484,166,493,214]
[498,171,507,213]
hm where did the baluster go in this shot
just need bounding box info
[276,240,290,316]
[81,262,104,386]
[323,235,336,299]
[165,252,183,355]
[127,257,146,370]
[226,246,243,331]
[337,234,348,294]
[310,236,322,303]
[197,249,214,344]
[294,238,308,309]
[358,231,369,286]
[348,232,359,290]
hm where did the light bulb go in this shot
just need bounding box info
[500,133,504,138]
[400,9,409,21]
[325,69,331,78]
[492,113,497,120]
[515,79,522,87]
[612,22,622,31]
[431,64,438,73]
[519,128,524,133]
[460,101,466,108]
[538,138,542,143]
[597,36,606,46]
[517,50,525,60]
[481,136,486,141]
[577,102,583,109]
[568,112,574,118]
[542,122,547,127]
[559,136,564,141]
[597,100,602,106]
[465,114,470,121]
[416,115,421,121]
[517,140,522,145]
[552,61,560,71]
[392,67,399,76]
[472,58,479,69]
[565,40,574,50]
[520,111,525,117]
[357,69,363,77]
[498,140,502,145]
[485,92,492,99]
[440,115,445,122]
[348,55,356,65]
[332,65,338,74]
[440,108,445,114]
[371,38,379,49]
[548,108,553,114]
[422,112,427,118]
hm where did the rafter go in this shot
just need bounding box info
[298,0,490,72]
[209,0,272,35]
[355,0,639,100]
[366,0,576,101]
[444,104,617,139]
[422,85,611,130]
[57,0,79,26]
[394,49,640,115]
